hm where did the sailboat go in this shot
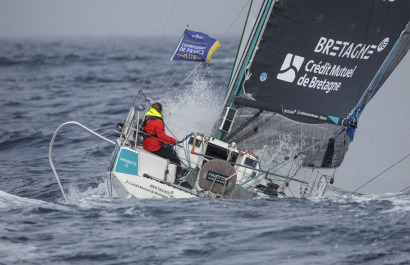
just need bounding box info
[50,0,410,201]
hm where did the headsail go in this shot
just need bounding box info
[215,0,410,168]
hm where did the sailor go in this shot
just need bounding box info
[142,102,189,187]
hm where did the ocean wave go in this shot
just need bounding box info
[0,131,51,151]
[309,191,410,213]
[0,53,145,68]
[0,56,22,66]
[0,190,44,208]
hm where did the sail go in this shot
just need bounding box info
[235,0,410,126]
[215,0,410,168]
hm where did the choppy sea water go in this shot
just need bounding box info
[1,37,409,265]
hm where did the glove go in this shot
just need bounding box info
[165,142,176,148]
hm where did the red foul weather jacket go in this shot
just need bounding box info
[142,111,176,152]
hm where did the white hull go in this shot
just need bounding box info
[105,101,320,200]
[109,171,198,199]
[106,133,271,199]
[107,144,200,199]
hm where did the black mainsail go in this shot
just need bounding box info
[215,0,410,169]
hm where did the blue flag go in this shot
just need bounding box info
[171,29,220,62]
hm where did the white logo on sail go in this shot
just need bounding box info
[313,36,389,59]
[377,38,389,52]
[277,53,305,83]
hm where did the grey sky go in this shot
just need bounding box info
[0,0,248,38]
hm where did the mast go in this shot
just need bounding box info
[216,0,273,140]
[222,0,273,108]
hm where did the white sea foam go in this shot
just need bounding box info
[163,66,224,139]
[0,190,44,207]
[0,243,39,264]
[307,191,410,213]
[65,180,110,204]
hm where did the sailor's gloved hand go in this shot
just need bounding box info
[171,140,184,148]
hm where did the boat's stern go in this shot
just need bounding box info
[107,144,198,199]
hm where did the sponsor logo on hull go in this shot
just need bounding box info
[115,149,139,176]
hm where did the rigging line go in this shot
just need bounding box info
[165,121,194,134]
[225,109,263,142]
[305,167,315,191]
[332,167,337,179]
[164,62,203,101]
[230,111,276,143]
[136,90,179,139]
[400,185,410,193]
[242,154,303,188]
[219,0,253,42]
[301,128,344,155]
[308,172,319,197]
[283,159,297,186]
[254,128,344,182]
[286,184,296,198]
[303,138,329,166]
[300,167,310,189]
[332,185,366,195]
[209,0,235,32]
[223,0,254,99]
[231,0,274,100]
[156,0,201,90]
[187,0,202,26]
[161,61,186,90]
[141,0,177,90]
[132,134,192,160]
[262,127,342,177]
[233,129,258,144]
[136,89,178,138]
[353,152,410,193]
[130,90,177,140]
[162,0,252,101]
[155,60,172,89]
